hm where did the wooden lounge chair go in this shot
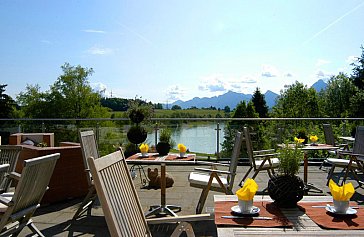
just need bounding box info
[0,145,22,193]
[239,126,279,187]
[72,130,100,220]
[320,124,349,169]
[87,149,211,237]
[188,131,243,214]
[326,125,364,186]
[0,153,59,236]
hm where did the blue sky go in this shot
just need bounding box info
[1,1,364,104]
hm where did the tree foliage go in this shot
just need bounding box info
[251,87,269,118]
[17,63,109,119]
[0,84,16,119]
[273,81,320,118]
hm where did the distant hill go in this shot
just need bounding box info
[311,79,327,92]
[168,90,277,110]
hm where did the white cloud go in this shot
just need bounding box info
[285,73,293,77]
[198,74,227,92]
[91,82,107,97]
[86,46,113,55]
[346,55,357,64]
[261,64,279,77]
[316,59,330,67]
[316,70,334,80]
[166,85,185,100]
[41,40,52,45]
[82,29,106,34]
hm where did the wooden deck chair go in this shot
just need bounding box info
[239,127,280,187]
[326,125,364,186]
[320,124,350,169]
[87,149,211,237]
[188,131,243,214]
[0,153,59,237]
[72,130,100,220]
[0,145,22,193]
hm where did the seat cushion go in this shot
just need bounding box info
[327,158,358,168]
[0,192,14,213]
[188,172,228,189]
[255,158,280,169]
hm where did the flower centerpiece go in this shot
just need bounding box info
[267,137,305,207]
[309,135,318,146]
[139,143,149,157]
[177,143,187,157]
[156,128,174,156]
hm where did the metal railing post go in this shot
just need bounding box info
[154,123,159,147]
[215,122,221,159]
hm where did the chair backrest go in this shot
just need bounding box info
[323,124,336,146]
[243,127,256,169]
[79,130,100,186]
[353,126,364,158]
[227,132,243,188]
[0,145,23,192]
[0,153,59,230]
[88,150,151,237]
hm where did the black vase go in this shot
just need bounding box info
[268,175,305,208]
[156,142,170,156]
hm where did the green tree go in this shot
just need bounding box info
[349,46,364,117]
[251,87,269,118]
[272,81,320,118]
[17,84,49,118]
[321,73,356,118]
[0,84,16,119]
[171,105,182,110]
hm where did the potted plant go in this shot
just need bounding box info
[267,137,305,207]
[156,128,173,156]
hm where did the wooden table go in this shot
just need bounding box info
[301,144,338,193]
[126,153,196,218]
[215,195,364,236]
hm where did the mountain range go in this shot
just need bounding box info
[168,79,327,110]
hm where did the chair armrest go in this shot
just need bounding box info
[0,164,10,172]
[8,171,21,181]
[193,167,231,175]
[146,213,212,225]
[253,149,275,154]
[0,195,11,206]
[195,161,230,167]
[254,153,278,158]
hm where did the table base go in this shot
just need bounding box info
[145,204,181,217]
[304,183,323,194]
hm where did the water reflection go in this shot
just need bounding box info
[146,123,225,154]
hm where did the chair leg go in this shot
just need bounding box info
[239,167,253,187]
[196,186,210,214]
[72,185,97,220]
[171,222,195,237]
[326,165,336,186]
[26,220,45,237]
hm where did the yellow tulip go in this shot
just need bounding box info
[294,137,305,144]
[310,135,318,143]
[177,143,187,152]
[139,143,149,153]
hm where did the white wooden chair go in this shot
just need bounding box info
[0,153,59,237]
[72,130,100,220]
[0,145,22,193]
[326,125,364,186]
[188,131,243,214]
[87,149,211,237]
[238,126,280,186]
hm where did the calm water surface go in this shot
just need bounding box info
[146,123,226,154]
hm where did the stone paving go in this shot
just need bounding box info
[18,164,364,237]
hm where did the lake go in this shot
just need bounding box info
[146,123,226,154]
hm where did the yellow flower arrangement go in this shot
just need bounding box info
[139,143,149,154]
[309,135,318,143]
[177,143,187,153]
[294,137,305,144]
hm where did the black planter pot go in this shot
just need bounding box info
[127,125,147,144]
[268,175,305,208]
[156,142,170,156]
